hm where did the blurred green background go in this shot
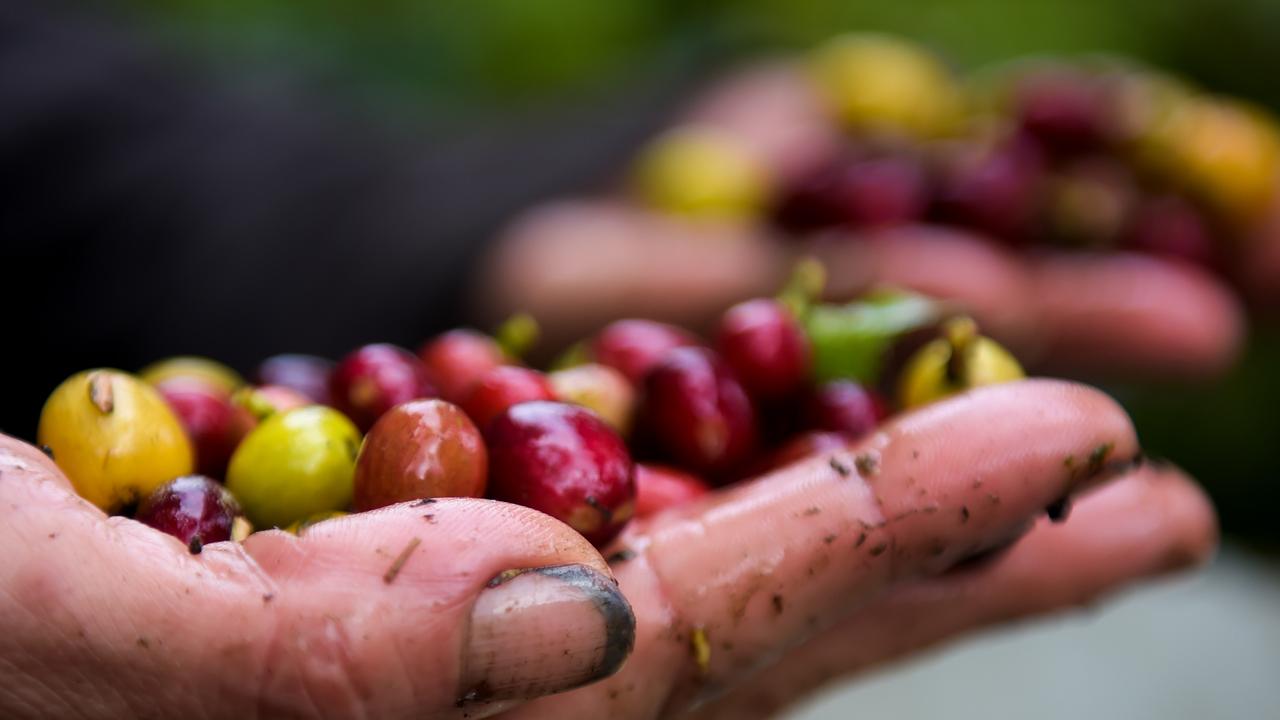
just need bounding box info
[131,0,1279,543]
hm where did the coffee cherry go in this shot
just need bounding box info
[225,406,360,529]
[933,135,1045,244]
[809,33,961,138]
[1042,157,1138,249]
[486,401,635,547]
[898,317,1025,409]
[156,381,247,479]
[135,475,240,550]
[548,363,636,435]
[417,329,507,403]
[256,354,334,405]
[354,399,487,510]
[139,357,244,397]
[592,319,698,384]
[775,154,929,234]
[805,380,886,439]
[1124,194,1218,267]
[631,125,771,219]
[1014,67,1113,156]
[462,366,555,431]
[330,344,436,432]
[232,385,311,423]
[634,464,710,518]
[716,298,810,401]
[38,370,194,512]
[640,347,758,478]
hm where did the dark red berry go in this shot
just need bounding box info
[486,401,635,547]
[805,381,886,439]
[330,344,436,432]
[135,475,240,549]
[1014,68,1113,156]
[156,381,246,478]
[634,464,710,518]
[462,366,555,431]
[934,136,1045,244]
[775,154,929,234]
[1124,194,1218,268]
[418,329,506,403]
[716,298,809,401]
[592,319,698,384]
[641,347,758,479]
[256,354,334,405]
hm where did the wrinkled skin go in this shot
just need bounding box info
[0,380,1215,718]
[474,62,1280,380]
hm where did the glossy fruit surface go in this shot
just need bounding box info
[354,399,487,510]
[135,475,240,548]
[634,464,710,518]
[486,401,635,547]
[38,370,194,512]
[139,357,244,397]
[418,329,507,403]
[640,347,758,478]
[548,363,636,435]
[716,298,810,401]
[225,406,360,529]
[157,381,246,479]
[631,125,770,219]
[256,354,334,405]
[592,319,698,384]
[462,366,556,431]
[805,380,885,439]
[330,344,436,432]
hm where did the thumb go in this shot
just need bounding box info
[0,434,634,719]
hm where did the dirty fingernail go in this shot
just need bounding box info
[459,563,636,705]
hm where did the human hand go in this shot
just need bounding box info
[0,380,1215,718]
[476,63,1280,379]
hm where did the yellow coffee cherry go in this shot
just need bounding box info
[1163,98,1280,225]
[38,369,194,512]
[225,406,360,529]
[898,317,1024,409]
[139,356,245,396]
[549,363,636,435]
[809,33,962,138]
[631,125,770,219]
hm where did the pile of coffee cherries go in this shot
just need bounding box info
[631,33,1280,272]
[36,281,1022,551]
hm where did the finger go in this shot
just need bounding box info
[0,435,633,719]
[473,200,789,351]
[504,379,1141,718]
[688,462,1217,720]
[1028,251,1244,377]
[679,61,840,183]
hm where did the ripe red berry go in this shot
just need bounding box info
[1124,194,1218,268]
[417,329,506,403]
[1014,68,1113,156]
[774,154,929,234]
[716,298,810,401]
[592,319,698,384]
[640,347,758,479]
[462,366,555,431]
[330,344,436,432]
[354,399,487,510]
[805,381,886,439]
[156,381,246,479]
[134,475,240,550]
[634,464,710,518]
[255,354,334,405]
[486,401,635,547]
[933,136,1045,244]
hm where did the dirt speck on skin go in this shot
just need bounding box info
[422,514,436,523]
[960,506,970,523]
[1046,497,1072,523]
[854,532,867,548]
[869,542,889,557]
[456,681,494,707]
[1086,442,1115,476]
[136,637,149,649]
[262,593,275,604]
[823,534,837,544]
[912,449,920,460]
[772,594,784,615]
[802,507,821,517]
[383,537,422,584]
[972,479,983,489]
[855,453,880,477]
[40,445,54,460]
[411,498,437,507]
[829,456,852,476]
[987,493,1001,505]
[47,532,57,540]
